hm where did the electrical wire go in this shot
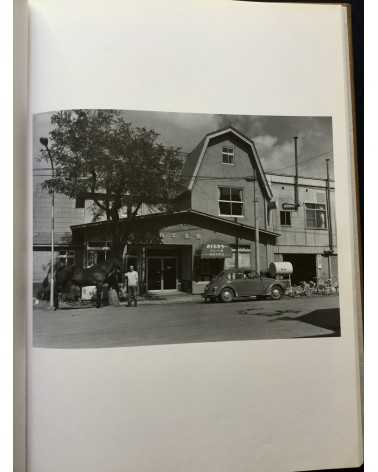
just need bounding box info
[33,150,333,174]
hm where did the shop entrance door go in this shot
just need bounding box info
[147,257,177,291]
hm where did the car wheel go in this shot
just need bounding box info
[220,288,234,303]
[270,285,283,300]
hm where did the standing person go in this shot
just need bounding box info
[125,265,138,307]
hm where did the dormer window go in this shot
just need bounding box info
[222,146,234,164]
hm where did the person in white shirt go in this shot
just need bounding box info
[125,265,138,307]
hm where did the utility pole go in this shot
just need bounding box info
[246,173,260,274]
[234,217,239,269]
[40,137,55,309]
[293,136,299,209]
[325,159,333,282]
[325,159,333,253]
[254,175,260,275]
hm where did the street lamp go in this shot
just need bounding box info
[40,137,55,309]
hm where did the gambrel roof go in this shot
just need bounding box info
[182,126,274,200]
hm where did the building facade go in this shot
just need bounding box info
[33,127,337,294]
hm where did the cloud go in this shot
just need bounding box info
[253,134,278,149]
[33,110,334,179]
[254,138,294,174]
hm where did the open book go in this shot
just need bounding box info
[14,1,363,471]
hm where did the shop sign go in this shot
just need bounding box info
[200,241,232,259]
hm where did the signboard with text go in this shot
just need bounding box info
[200,241,233,259]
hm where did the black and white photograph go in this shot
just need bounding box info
[33,109,340,348]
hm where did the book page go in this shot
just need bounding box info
[28,1,362,471]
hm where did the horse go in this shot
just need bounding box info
[53,260,122,310]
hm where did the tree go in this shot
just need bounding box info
[40,109,184,257]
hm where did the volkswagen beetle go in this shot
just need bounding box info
[202,267,287,303]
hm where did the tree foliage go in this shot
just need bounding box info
[40,110,184,254]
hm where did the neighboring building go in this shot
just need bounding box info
[268,173,337,284]
[33,127,337,294]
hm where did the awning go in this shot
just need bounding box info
[200,240,233,259]
[71,209,280,245]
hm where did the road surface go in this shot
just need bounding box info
[33,295,340,349]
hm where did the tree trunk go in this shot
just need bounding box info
[110,209,121,259]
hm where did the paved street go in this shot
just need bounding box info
[33,295,340,349]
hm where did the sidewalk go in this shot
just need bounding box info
[33,291,202,309]
[123,292,201,305]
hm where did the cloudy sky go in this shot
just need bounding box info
[34,110,334,179]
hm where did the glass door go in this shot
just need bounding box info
[147,257,177,290]
[148,258,162,290]
[163,258,177,290]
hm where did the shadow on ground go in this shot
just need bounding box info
[275,308,341,337]
[238,308,302,317]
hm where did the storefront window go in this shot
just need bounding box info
[86,241,111,267]
[225,246,251,269]
[194,257,224,281]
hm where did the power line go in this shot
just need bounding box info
[33,150,334,180]
[263,150,332,173]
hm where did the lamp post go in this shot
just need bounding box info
[40,137,55,309]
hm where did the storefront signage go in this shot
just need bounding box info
[200,241,232,259]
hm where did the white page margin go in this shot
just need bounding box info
[28,2,363,471]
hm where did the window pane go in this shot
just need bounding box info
[280,211,291,225]
[75,196,85,208]
[231,203,243,215]
[306,209,315,227]
[219,187,230,200]
[219,202,232,215]
[97,252,106,264]
[222,147,234,164]
[231,188,242,201]
[305,203,327,228]
[317,210,327,228]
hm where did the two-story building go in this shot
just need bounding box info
[33,126,337,294]
[269,173,337,284]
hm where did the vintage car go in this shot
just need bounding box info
[202,267,288,303]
